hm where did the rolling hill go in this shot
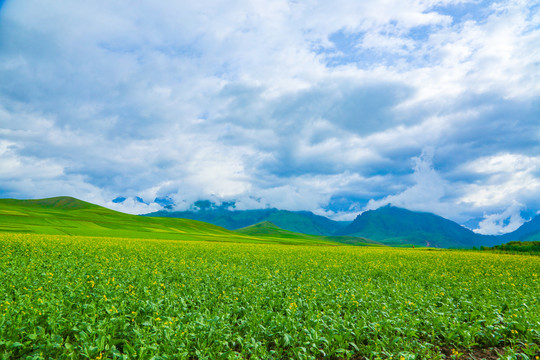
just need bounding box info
[145,208,350,235]
[236,221,383,246]
[337,205,500,248]
[0,197,338,245]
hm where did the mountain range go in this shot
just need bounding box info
[336,206,495,248]
[145,206,350,236]
[147,204,540,248]
[3,196,540,248]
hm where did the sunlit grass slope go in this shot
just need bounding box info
[237,221,384,246]
[0,197,338,245]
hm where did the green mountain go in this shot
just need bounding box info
[236,221,382,246]
[0,197,337,246]
[501,214,540,242]
[337,205,499,248]
[520,231,540,242]
[145,208,349,235]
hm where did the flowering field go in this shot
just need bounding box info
[0,233,539,359]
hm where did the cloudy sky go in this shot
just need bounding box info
[1,0,539,234]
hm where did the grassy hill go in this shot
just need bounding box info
[145,208,350,235]
[0,197,338,245]
[236,221,382,246]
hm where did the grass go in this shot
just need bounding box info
[0,233,538,359]
[236,221,383,246]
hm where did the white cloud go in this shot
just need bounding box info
[473,201,526,235]
[105,197,163,215]
[460,153,540,208]
[0,140,64,180]
[363,148,462,219]
[464,153,540,174]
[0,0,539,227]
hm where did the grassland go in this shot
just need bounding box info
[0,233,538,359]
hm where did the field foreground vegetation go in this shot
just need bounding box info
[0,233,539,359]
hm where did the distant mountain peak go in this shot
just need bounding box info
[144,207,350,236]
[339,205,486,248]
[113,196,145,204]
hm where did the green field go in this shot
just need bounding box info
[0,233,539,359]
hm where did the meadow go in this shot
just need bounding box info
[0,233,538,359]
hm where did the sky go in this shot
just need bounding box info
[1,0,539,235]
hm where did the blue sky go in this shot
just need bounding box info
[1,0,539,234]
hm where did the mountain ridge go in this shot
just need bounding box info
[145,208,350,236]
[4,196,540,248]
[336,205,499,248]
[147,203,526,248]
[499,214,540,242]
